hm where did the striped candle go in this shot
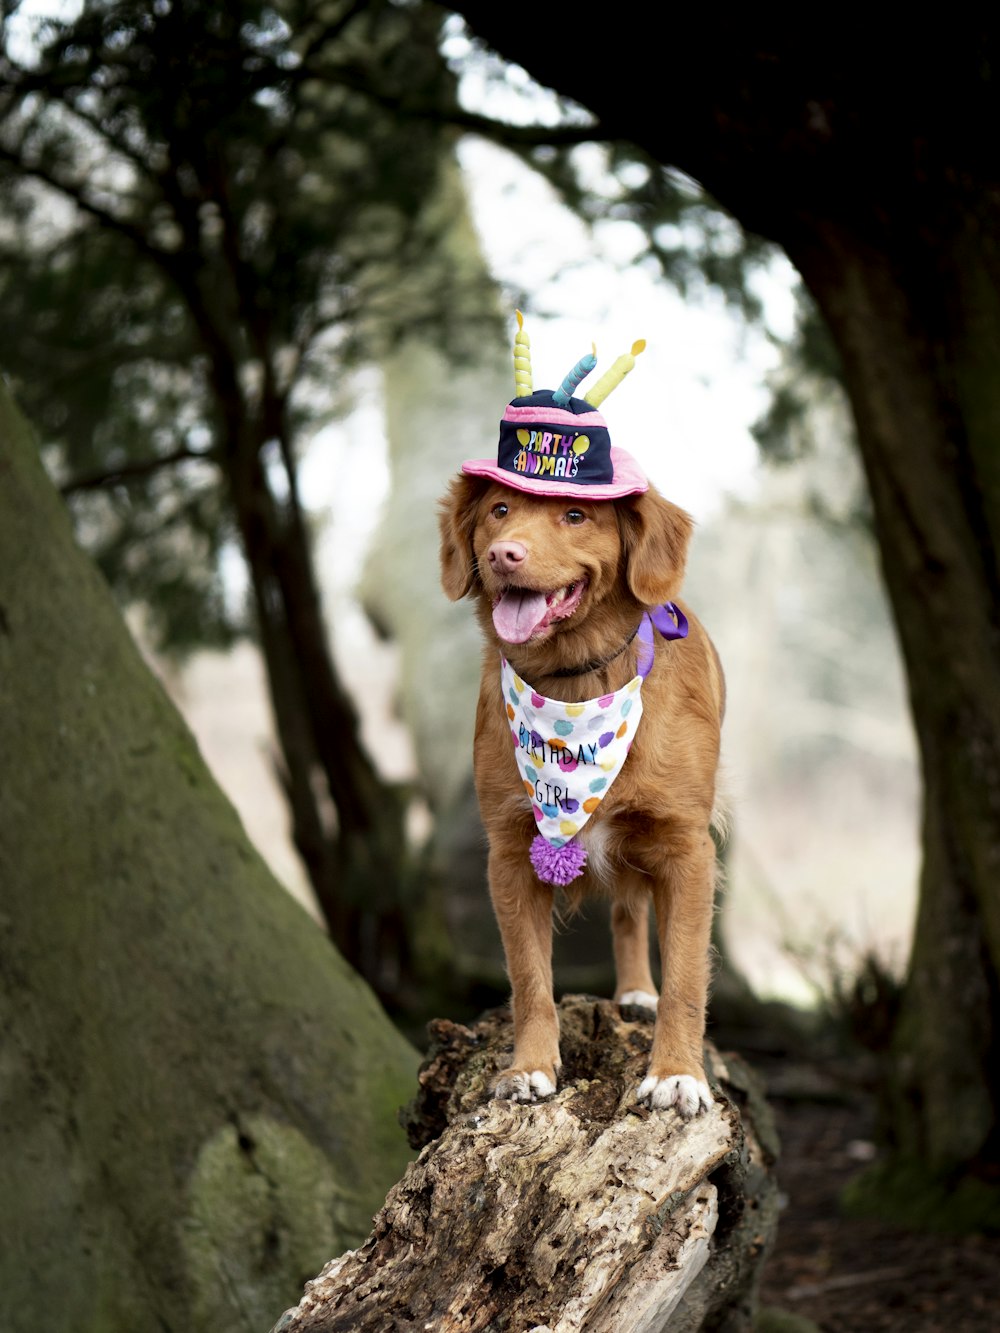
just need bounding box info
[513,310,533,398]
[552,344,597,406]
[584,339,646,407]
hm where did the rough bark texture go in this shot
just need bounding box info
[448,6,1000,1220]
[273,996,779,1333]
[789,224,1000,1224]
[0,387,419,1333]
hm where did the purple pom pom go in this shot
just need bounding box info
[530,835,587,885]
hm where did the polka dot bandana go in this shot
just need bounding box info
[498,604,688,883]
[501,658,644,850]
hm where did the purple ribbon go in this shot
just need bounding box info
[636,602,688,679]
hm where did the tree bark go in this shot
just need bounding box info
[273,995,779,1333]
[0,386,418,1333]
[785,216,1000,1207]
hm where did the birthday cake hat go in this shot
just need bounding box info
[461,312,650,501]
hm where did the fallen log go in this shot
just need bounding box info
[272,995,779,1333]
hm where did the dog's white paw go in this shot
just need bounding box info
[618,989,658,1010]
[494,1069,557,1102]
[637,1074,712,1118]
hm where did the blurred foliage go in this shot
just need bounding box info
[520,142,778,323]
[752,299,845,464]
[780,927,904,1054]
[751,298,873,531]
[437,17,782,323]
[0,0,497,656]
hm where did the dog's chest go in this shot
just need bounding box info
[501,657,647,844]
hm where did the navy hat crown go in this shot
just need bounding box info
[498,391,613,487]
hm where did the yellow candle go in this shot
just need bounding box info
[513,309,533,398]
[584,339,646,407]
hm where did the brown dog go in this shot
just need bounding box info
[439,473,724,1116]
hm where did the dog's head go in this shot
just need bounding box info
[438,475,693,649]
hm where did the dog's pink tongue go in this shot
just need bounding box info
[493,588,549,643]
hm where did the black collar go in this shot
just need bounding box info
[513,620,642,680]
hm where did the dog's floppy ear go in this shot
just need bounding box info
[619,486,694,606]
[438,474,487,600]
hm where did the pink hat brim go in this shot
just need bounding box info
[460,446,648,501]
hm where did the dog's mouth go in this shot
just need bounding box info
[491,579,588,644]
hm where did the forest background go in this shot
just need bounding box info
[1,3,996,1332]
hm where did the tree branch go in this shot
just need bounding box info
[299,60,603,149]
[60,444,218,495]
[0,143,179,279]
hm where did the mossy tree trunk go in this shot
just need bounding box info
[786,215,1000,1218]
[447,8,1000,1214]
[0,386,419,1333]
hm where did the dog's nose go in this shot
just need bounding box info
[488,540,528,572]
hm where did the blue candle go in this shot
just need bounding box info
[552,346,597,406]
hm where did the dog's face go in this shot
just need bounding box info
[460,482,624,646]
[439,475,694,648]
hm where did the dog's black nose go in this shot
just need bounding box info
[488,540,528,571]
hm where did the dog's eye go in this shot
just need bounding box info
[491,503,509,519]
[565,508,586,525]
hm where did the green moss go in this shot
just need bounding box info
[842,1156,1000,1234]
[182,1117,361,1332]
[0,383,420,1332]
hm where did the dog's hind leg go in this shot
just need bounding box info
[638,829,715,1118]
[611,892,658,1010]
[487,848,561,1102]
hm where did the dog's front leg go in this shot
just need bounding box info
[638,830,715,1118]
[488,846,560,1101]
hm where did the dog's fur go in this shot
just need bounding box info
[439,475,724,1116]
